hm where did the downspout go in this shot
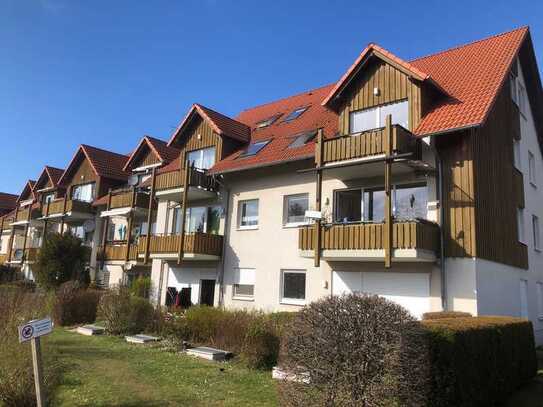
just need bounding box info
[216,175,230,308]
[434,144,447,311]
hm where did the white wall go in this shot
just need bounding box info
[167,266,218,305]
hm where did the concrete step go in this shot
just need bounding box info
[125,334,161,344]
[76,325,105,336]
[185,346,232,361]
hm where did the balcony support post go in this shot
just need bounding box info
[100,189,112,267]
[177,161,191,264]
[384,115,393,268]
[314,128,324,267]
[21,205,32,263]
[144,167,157,265]
[124,188,136,262]
[7,221,15,264]
[60,194,68,235]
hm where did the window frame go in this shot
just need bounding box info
[510,73,519,106]
[283,193,310,227]
[255,115,281,129]
[288,131,316,149]
[186,146,216,170]
[280,269,307,306]
[71,182,96,203]
[283,106,309,122]
[238,199,259,230]
[349,99,409,134]
[232,267,255,301]
[238,140,271,158]
[533,214,540,252]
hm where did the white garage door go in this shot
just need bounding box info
[332,271,430,319]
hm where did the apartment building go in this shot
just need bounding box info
[1,26,542,341]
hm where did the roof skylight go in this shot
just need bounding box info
[255,114,281,129]
[283,106,309,122]
[288,131,316,149]
[239,140,271,158]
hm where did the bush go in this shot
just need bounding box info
[278,294,429,406]
[130,276,151,298]
[423,311,472,320]
[52,281,101,326]
[242,317,280,369]
[423,316,537,406]
[34,232,90,290]
[99,288,155,335]
[184,306,226,343]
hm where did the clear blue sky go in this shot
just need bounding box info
[1,0,542,194]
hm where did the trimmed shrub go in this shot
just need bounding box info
[423,311,472,320]
[423,316,537,406]
[99,288,154,335]
[278,294,429,406]
[52,281,101,326]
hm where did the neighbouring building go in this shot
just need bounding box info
[2,26,543,343]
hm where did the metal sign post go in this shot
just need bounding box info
[18,317,53,407]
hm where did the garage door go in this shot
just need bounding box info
[332,271,430,319]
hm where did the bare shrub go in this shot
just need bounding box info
[52,281,101,326]
[278,294,429,407]
[99,287,154,335]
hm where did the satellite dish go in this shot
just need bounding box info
[127,175,139,187]
[83,219,95,233]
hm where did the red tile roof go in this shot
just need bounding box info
[123,135,180,171]
[59,145,130,186]
[35,166,64,191]
[0,192,18,212]
[411,27,528,135]
[168,103,250,146]
[209,27,531,173]
[210,84,337,174]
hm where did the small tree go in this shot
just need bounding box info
[33,232,90,290]
[278,294,430,407]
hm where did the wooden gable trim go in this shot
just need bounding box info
[58,146,100,187]
[123,137,162,172]
[17,180,35,203]
[168,105,223,147]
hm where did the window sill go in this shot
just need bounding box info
[280,299,306,306]
[233,296,254,302]
[237,226,259,231]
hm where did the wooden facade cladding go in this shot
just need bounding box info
[15,206,40,223]
[319,125,419,164]
[172,116,221,163]
[137,233,223,257]
[135,146,160,168]
[336,59,423,135]
[299,221,439,253]
[513,169,525,209]
[155,168,216,192]
[109,190,150,210]
[98,244,138,261]
[0,253,7,264]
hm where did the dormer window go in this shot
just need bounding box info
[256,115,281,129]
[283,106,309,122]
[349,100,408,134]
[239,140,271,158]
[288,131,316,149]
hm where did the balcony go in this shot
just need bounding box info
[154,168,217,202]
[138,232,223,260]
[109,190,150,210]
[13,206,41,225]
[10,248,40,264]
[319,125,420,166]
[41,198,94,221]
[298,220,439,262]
[0,253,7,264]
[98,243,139,262]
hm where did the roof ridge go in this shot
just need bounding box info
[81,143,129,158]
[410,26,528,63]
[236,82,334,115]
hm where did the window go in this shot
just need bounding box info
[518,83,527,116]
[520,279,529,318]
[71,183,95,202]
[349,100,408,134]
[187,147,216,170]
[238,199,258,229]
[284,194,309,226]
[288,131,315,149]
[529,151,536,186]
[363,188,385,222]
[283,106,309,122]
[518,208,526,243]
[510,73,518,105]
[336,189,362,222]
[394,183,428,220]
[186,206,207,233]
[533,215,540,251]
[169,205,221,234]
[537,282,543,319]
[256,115,281,128]
[239,140,270,158]
[233,268,255,299]
[281,270,306,305]
[42,193,55,205]
[513,139,521,171]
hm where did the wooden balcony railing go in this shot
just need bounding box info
[98,243,139,261]
[15,207,41,223]
[10,248,40,263]
[109,190,150,210]
[319,125,419,165]
[155,168,216,192]
[299,220,439,254]
[138,232,223,257]
[0,253,7,264]
[42,199,94,217]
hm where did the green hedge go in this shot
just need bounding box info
[423,311,472,320]
[422,316,537,406]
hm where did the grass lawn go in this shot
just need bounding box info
[44,328,278,406]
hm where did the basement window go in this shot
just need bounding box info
[239,140,270,158]
[288,131,316,149]
[283,106,309,122]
